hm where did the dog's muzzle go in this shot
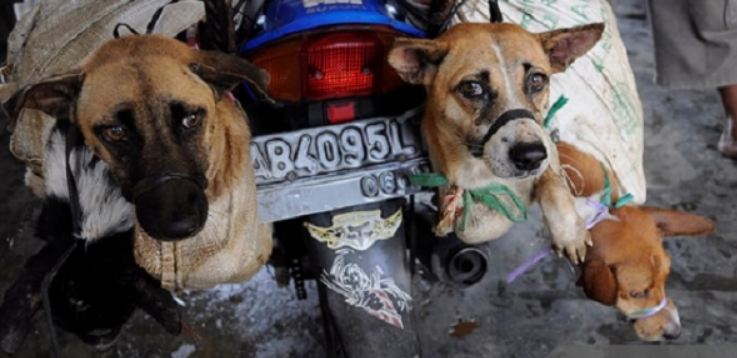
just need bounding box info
[471,109,548,172]
[631,297,681,341]
[133,173,209,241]
[482,109,536,147]
[132,173,207,201]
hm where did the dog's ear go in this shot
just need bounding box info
[537,23,604,73]
[582,259,618,306]
[0,83,17,103]
[190,50,273,103]
[388,37,449,86]
[2,71,84,122]
[641,207,715,237]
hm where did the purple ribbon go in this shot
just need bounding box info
[505,248,553,284]
[585,198,610,229]
[505,200,612,284]
[627,297,669,319]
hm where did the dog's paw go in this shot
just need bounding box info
[550,215,591,264]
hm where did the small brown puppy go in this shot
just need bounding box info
[389,23,604,262]
[5,35,273,290]
[558,142,715,341]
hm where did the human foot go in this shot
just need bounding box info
[718,117,737,158]
[718,85,737,158]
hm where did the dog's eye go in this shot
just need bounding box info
[457,81,486,99]
[103,126,128,142]
[182,112,202,129]
[629,289,650,299]
[526,73,548,94]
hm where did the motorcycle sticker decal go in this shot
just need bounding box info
[305,209,402,251]
[321,249,412,329]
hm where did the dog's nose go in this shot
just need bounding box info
[135,179,208,241]
[663,325,681,340]
[508,142,547,171]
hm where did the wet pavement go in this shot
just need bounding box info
[2,0,737,357]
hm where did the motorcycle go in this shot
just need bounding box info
[232,0,493,356]
[0,1,497,356]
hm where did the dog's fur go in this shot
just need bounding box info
[559,142,715,341]
[388,23,605,262]
[42,125,134,240]
[4,35,273,290]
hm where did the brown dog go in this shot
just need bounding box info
[388,23,604,262]
[4,35,272,290]
[558,142,715,341]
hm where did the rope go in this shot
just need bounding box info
[113,23,140,38]
[435,0,470,36]
[410,173,527,231]
[112,0,179,39]
[488,0,503,23]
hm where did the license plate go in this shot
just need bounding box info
[252,109,430,222]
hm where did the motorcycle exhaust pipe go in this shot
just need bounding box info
[411,208,489,287]
[445,246,488,286]
[426,235,489,287]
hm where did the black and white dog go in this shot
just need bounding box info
[0,123,180,353]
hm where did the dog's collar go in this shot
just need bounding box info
[62,120,85,237]
[627,297,669,319]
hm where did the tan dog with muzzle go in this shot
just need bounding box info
[388,23,604,262]
[4,35,272,290]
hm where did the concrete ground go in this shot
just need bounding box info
[2,0,737,357]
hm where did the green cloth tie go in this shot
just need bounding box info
[599,164,635,208]
[410,173,528,231]
[543,95,569,129]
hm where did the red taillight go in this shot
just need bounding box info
[305,32,379,100]
[247,27,406,102]
[327,101,356,123]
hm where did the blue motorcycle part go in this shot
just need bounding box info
[241,0,424,52]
